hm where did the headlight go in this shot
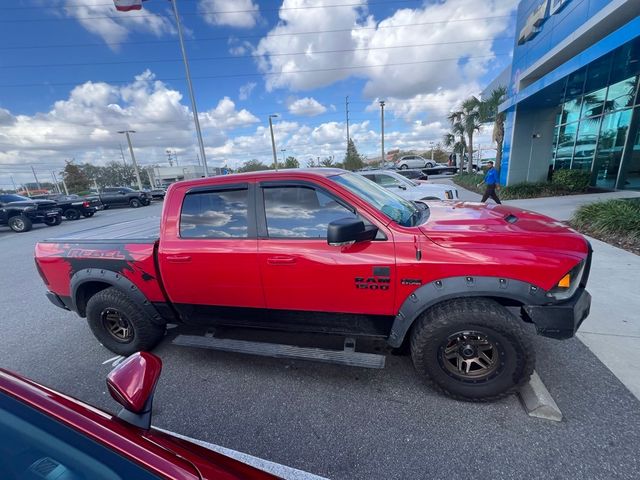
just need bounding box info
[547,260,585,301]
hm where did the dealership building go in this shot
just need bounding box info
[488,0,639,190]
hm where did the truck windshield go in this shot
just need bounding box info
[331,172,421,227]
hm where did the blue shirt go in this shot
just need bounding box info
[485,167,498,185]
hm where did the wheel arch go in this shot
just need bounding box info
[387,276,550,348]
[71,269,165,326]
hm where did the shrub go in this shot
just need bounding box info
[571,199,640,237]
[551,169,590,192]
[500,182,551,200]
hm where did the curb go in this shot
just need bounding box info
[518,370,563,422]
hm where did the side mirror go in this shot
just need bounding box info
[107,352,162,430]
[327,217,378,246]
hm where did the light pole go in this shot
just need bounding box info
[280,149,286,167]
[379,100,385,164]
[527,133,541,181]
[268,114,279,171]
[430,141,435,164]
[118,130,143,191]
[169,0,208,177]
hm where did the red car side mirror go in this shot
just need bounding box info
[107,352,162,430]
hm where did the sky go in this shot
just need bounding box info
[0,0,518,188]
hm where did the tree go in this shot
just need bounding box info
[343,138,364,171]
[283,156,300,169]
[238,159,269,173]
[319,157,335,167]
[443,121,467,168]
[63,161,91,193]
[479,86,507,175]
[307,158,317,168]
[460,96,482,173]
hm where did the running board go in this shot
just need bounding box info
[171,335,386,369]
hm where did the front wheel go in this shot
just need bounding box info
[425,162,436,168]
[410,298,534,402]
[86,287,165,356]
[8,215,32,233]
[399,164,409,170]
[44,215,62,226]
[129,198,141,208]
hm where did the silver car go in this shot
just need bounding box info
[395,155,437,169]
[357,170,458,201]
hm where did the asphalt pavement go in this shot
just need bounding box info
[1,202,639,479]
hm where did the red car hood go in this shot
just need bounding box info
[420,201,588,255]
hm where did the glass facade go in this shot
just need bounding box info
[550,40,640,190]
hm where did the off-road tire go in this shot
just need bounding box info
[64,208,81,220]
[86,287,165,355]
[410,297,534,402]
[129,198,141,208]
[8,215,32,233]
[44,215,62,226]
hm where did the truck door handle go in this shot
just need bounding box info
[166,255,192,263]
[267,256,296,265]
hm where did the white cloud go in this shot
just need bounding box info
[287,97,327,117]
[255,0,517,98]
[200,97,260,129]
[199,0,261,28]
[238,82,257,101]
[54,0,175,49]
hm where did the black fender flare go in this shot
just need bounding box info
[70,268,166,326]
[387,275,550,348]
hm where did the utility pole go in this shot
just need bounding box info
[61,178,69,195]
[146,168,154,188]
[345,95,350,148]
[31,166,41,190]
[379,100,385,165]
[119,143,127,167]
[430,141,435,163]
[170,0,208,177]
[118,130,143,191]
[50,172,60,193]
[268,114,279,171]
[10,175,17,192]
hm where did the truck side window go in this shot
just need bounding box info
[180,189,249,238]
[263,186,357,239]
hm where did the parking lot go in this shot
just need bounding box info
[1,203,639,480]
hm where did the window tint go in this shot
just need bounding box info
[263,186,356,238]
[0,393,161,479]
[376,174,401,187]
[181,189,249,238]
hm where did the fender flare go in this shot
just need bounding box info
[70,268,166,326]
[387,275,550,348]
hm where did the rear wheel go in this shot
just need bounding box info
[82,211,95,218]
[86,287,165,355]
[129,198,141,208]
[410,298,534,401]
[63,208,81,220]
[44,215,62,226]
[8,215,32,233]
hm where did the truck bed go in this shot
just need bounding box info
[43,217,160,243]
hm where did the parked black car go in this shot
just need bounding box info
[99,187,151,209]
[396,169,429,182]
[31,194,103,220]
[0,194,63,233]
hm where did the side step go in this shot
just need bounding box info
[171,334,386,369]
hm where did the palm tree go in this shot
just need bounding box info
[460,96,482,173]
[478,86,507,175]
[445,112,467,170]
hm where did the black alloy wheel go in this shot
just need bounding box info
[101,308,134,343]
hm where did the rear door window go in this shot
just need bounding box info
[180,188,249,238]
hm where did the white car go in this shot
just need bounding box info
[396,155,437,169]
[358,170,458,201]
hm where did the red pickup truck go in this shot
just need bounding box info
[35,169,592,401]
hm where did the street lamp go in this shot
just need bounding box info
[430,141,435,163]
[268,114,279,171]
[280,149,286,167]
[165,149,179,167]
[379,100,386,164]
[117,130,143,191]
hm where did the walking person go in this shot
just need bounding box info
[477,161,502,204]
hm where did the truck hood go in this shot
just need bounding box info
[420,201,588,255]
[6,200,57,208]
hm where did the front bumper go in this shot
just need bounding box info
[522,288,591,339]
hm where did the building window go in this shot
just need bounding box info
[593,109,633,189]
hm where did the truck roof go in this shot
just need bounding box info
[176,168,346,189]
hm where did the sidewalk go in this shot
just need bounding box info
[448,181,640,400]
